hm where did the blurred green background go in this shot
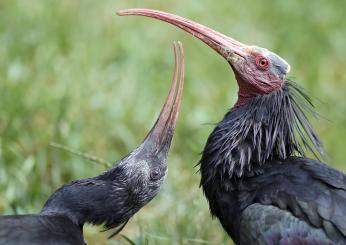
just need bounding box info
[1,0,346,244]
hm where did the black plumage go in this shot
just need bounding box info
[200,83,346,244]
[117,9,346,244]
[0,215,84,245]
[200,81,324,179]
[0,42,185,245]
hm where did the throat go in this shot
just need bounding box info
[200,82,324,179]
[233,94,252,109]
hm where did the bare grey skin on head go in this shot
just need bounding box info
[0,42,185,245]
[117,9,346,245]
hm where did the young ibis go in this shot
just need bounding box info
[118,9,346,244]
[0,42,185,245]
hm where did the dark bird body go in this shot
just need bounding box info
[0,215,84,245]
[118,9,346,244]
[200,87,346,244]
[0,42,185,245]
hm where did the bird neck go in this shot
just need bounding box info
[200,81,324,180]
[40,166,140,231]
[233,70,284,109]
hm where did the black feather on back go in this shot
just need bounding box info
[211,157,346,244]
[0,214,85,245]
[200,80,325,180]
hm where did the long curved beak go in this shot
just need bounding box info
[142,41,184,154]
[117,8,247,62]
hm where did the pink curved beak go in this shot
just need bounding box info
[117,8,247,62]
[143,41,184,152]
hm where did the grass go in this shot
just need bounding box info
[1,0,346,244]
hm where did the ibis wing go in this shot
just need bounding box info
[211,157,346,244]
[240,203,335,245]
[241,157,346,243]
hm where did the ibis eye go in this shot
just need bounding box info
[150,168,161,180]
[255,56,270,70]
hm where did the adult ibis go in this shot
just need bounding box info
[0,42,185,245]
[118,9,346,244]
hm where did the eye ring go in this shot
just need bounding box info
[255,56,270,70]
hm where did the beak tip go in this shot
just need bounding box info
[116,10,127,16]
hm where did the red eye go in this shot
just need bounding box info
[255,56,270,70]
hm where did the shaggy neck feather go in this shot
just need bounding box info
[200,81,324,181]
